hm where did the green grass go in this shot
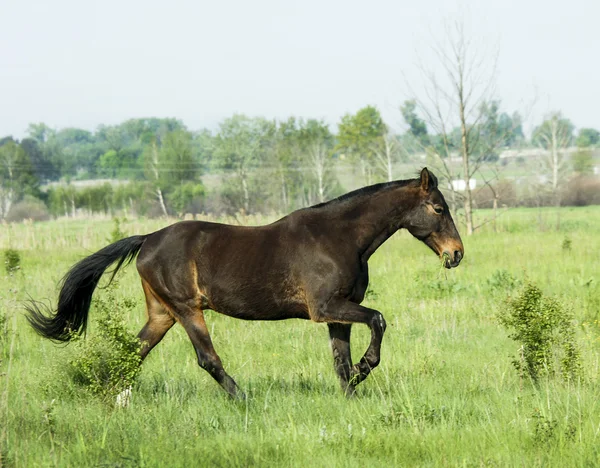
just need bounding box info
[1,207,600,466]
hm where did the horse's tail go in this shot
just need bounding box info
[25,235,148,342]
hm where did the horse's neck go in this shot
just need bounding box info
[324,185,415,260]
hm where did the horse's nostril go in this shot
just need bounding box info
[454,250,463,262]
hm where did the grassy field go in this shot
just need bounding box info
[1,206,600,467]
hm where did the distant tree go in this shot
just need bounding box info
[372,132,403,182]
[47,185,77,217]
[400,99,429,147]
[142,129,202,216]
[532,112,573,227]
[0,140,39,218]
[575,128,600,148]
[336,106,386,185]
[501,112,525,147]
[96,150,120,178]
[213,115,275,213]
[298,119,337,203]
[474,101,524,162]
[160,130,201,186]
[19,137,56,182]
[26,122,54,144]
[266,117,304,211]
[572,150,594,175]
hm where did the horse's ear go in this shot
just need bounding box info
[420,168,438,191]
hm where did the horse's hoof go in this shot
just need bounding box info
[344,384,357,398]
[230,389,247,401]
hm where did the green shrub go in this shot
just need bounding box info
[497,283,583,383]
[562,236,572,251]
[67,287,142,399]
[487,269,519,291]
[107,217,128,243]
[0,310,8,358]
[4,249,21,274]
[5,195,50,222]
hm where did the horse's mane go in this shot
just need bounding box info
[309,178,416,210]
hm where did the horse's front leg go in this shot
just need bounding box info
[318,298,387,390]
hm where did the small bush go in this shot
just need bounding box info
[487,269,519,291]
[5,196,50,222]
[107,217,128,243]
[497,283,583,383]
[67,288,142,399]
[561,236,572,251]
[4,249,21,274]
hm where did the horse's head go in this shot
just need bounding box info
[405,168,464,269]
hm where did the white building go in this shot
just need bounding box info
[449,179,477,191]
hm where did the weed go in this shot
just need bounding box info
[497,283,583,383]
[107,217,128,244]
[487,269,519,291]
[4,249,20,274]
[531,409,557,444]
[561,236,572,251]
[364,285,379,301]
[0,310,8,358]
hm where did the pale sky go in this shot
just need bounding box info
[1,0,599,139]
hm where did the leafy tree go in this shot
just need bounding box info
[142,129,203,215]
[0,140,40,218]
[170,182,206,214]
[26,122,54,144]
[19,137,57,182]
[572,150,594,175]
[47,185,78,217]
[96,150,121,178]
[336,106,386,185]
[298,119,337,203]
[213,115,275,213]
[532,113,574,149]
[575,128,600,148]
[400,99,429,147]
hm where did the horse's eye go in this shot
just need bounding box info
[433,205,443,214]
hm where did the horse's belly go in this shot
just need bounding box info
[206,287,310,321]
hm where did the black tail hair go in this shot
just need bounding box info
[25,235,147,342]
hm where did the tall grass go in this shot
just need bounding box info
[1,206,599,466]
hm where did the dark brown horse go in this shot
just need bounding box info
[26,168,463,398]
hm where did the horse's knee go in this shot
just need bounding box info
[372,312,386,334]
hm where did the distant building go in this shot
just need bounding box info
[449,179,477,191]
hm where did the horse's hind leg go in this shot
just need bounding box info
[179,312,244,399]
[138,281,175,360]
[328,323,355,396]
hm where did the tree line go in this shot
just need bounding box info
[0,105,598,223]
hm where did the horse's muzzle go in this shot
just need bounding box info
[443,250,463,269]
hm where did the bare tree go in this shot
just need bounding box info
[372,132,402,182]
[407,20,499,235]
[143,140,169,217]
[532,112,573,228]
[300,119,336,204]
